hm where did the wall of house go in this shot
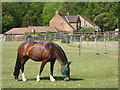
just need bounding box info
[79,16,94,28]
[50,14,65,31]
[64,22,74,31]
[71,23,77,30]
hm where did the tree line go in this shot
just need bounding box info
[2,2,119,33]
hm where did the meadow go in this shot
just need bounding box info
[2,41,118,88]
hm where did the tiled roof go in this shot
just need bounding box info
[4,26,57,35]
[28,26,57,33]
[80,15,95,26]
[4,28,28,34]
[65,16,78,23]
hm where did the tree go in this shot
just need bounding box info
[2,2,119,33]
[42,2,61,26]
[23,10,38,27]
[2,14,15,33]
[94,12,113,31]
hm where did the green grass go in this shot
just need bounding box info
[2,41,118,88]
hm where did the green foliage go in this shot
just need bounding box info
[94,12,116,31]
[2,14,15,32]
[79,27,95,33]
[42,2,61,26]
[2,2,44,33]
[22,10,38,27]
[61,39,70,43]
[45,31,53,35]
[2,2,119,33]
[36,32,42,36]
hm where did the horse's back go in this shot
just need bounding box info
[18,41,64,61]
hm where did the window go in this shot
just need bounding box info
[60,22,63,28]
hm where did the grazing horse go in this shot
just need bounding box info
[13,41,71,81]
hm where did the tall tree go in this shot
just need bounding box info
[2,2,119,33]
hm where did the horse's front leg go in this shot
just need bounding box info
[50,60,56,81]
[36,60,47,82]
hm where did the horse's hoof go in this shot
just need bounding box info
[22,79,27,81]
[15,79,19,81]
[36,80,40,82]
[50,79,56,82]
[14,77,19,81]
[36,79,40,82]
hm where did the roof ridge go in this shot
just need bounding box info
[79,15,95,26]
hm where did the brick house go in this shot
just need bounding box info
[50,10,81,33]
[50,10,101,33]
[78,15,100,31]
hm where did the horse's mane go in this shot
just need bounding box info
[54,43,68,64]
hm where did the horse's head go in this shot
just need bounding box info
[61,62,71,81]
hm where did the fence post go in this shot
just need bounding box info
[95,37,100,55]
[74,36,76,46]
[78,36,82,56]
[86,36,89,46]
[104,32,107,55]
[108,32,110,41]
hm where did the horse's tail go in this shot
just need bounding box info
[13,53,21,79]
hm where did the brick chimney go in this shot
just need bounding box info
[56,10,59,14]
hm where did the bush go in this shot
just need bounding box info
[79,27,95,33]
[45,31,53,35]
[61,39,70,43]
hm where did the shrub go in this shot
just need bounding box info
[61,39,70,43]
[45,31,53,35]
[79,27,95,33]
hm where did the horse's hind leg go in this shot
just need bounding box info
[13,54,21,81]
[50,59,56,81]
[20,56,29,81]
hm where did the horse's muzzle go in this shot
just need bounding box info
[64,77,70,81]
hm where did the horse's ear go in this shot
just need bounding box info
[68,62,71,65]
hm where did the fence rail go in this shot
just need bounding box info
[2,31,120,42]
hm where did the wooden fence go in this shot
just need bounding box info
[3,31,119,42]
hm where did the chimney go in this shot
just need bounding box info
[56,10,59,14]
[67,12,69,16]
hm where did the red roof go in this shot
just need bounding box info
[4,26,57,35]
[4,28,28,35]
[65,16,78,23]
[28,26,57,33]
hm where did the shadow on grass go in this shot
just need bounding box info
[25,76,84,81]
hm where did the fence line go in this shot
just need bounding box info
[3,31,119,42]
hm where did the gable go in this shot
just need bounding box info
[79,15,95,27]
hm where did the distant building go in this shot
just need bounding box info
[4,10,100,35]
[50,10,101,33]
[4,26,57,35]
[50,10,81,32]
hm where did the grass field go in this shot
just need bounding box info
[2,41,118,88]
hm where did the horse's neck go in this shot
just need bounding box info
[54,43,68,68]
[57,56,68,69]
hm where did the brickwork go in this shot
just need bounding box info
[50,10,96,32]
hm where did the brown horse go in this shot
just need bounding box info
[13,41,71,81]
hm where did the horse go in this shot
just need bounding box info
[13,41,71,81]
